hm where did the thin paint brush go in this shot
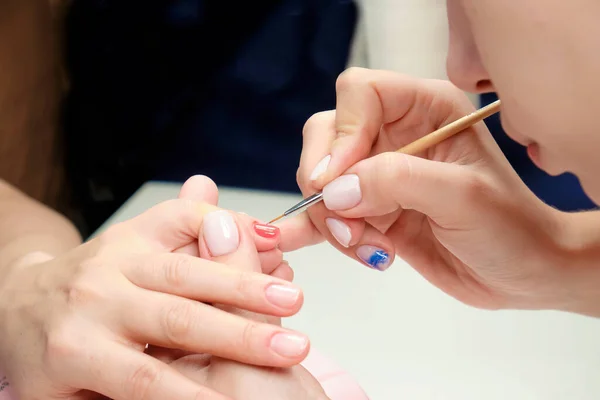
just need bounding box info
[268,100,501,224]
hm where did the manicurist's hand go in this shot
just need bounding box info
[288,67,582,314]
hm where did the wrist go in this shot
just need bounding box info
[0,236,59,278]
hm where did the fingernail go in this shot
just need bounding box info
[203,210,240,257]
[265,284,301,308]
[310,155,331,181]
[254,223,280,239]
[270,332,309,358]
[356,245,391,271]
[322,174,362,210]
[325,218,351,247]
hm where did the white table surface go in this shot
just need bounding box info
[97,181,600,400]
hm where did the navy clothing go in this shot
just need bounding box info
[63,0,357,234]
[481,93,597,211]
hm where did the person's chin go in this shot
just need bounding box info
[578,174,600,206]
[526,143,568,177]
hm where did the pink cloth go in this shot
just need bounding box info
[0,351,368,399]
[302,349,369,400]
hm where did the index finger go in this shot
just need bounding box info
[314,68,429,188]
[275,213,324,252]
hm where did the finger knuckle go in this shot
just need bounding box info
[44,322,81,367]
[377,153,414,210]
[126,363,162,400]
[335,67,366,92]
[461,172,494,203]
[233,271,254,301]
[240,321,261,352]
[164,255,192,289]
[302,111,331,138]
[381,150,404,181]
[163,302,195,346]
[63,260,105,308]
[435,78,460,93]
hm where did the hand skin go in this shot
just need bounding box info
[0,176,310,400]
[284,67,600,318]
[149,177,331,400]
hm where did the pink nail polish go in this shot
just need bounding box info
[322,174,362,210]
[265,284,301,308]
[254,223,280,239]
[270,332,309,358]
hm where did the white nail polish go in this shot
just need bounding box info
[203,210,240,257]
[325,218,352,247]
[322,174,362,210]
[310,155,331,181]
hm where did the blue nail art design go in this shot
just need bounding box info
[367,250,389,270]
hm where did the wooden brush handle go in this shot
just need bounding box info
[397,100,501,156]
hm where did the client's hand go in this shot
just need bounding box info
[0,176,308,400]
[154,178,330,400]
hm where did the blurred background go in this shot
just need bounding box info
[2,0,595,237]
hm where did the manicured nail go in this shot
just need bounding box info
[270,332,309,358]
[203,210,240,257]
[310,155,331,181]
[322,174,362,210]
[265,284,301,308]
[356,245,391,271]
[325,218,351,247]
[254,223,280,239]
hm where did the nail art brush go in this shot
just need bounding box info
[268,100,501,224]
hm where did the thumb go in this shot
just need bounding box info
[198,209,262,273]
[178,175,285,272]
[123,176,221,251]
[178,175,219,205]
[320,152,487,228]
[124,198,218,251]
[175,175,219,256]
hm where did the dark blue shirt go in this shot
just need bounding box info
[63,0,357,232]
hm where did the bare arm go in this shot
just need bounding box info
[0,0,79,272]
[0,180,80,271]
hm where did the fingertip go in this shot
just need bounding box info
[351,223,395,272]
[309,154,332,186]
[253,222,281,250]
[235,213,281,252]
[355,244,394,271]
[179,175,219,205]
[259,248,284,275]
[269,331,311,366]
[324,217,365,249]
[277,213,324,252]
[270,260,295,282]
